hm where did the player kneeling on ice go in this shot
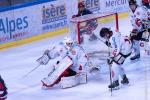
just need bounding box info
[37,37,89,89]
[99,28,132,89]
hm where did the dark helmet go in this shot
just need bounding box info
[142,0,149,5]
[129,0,137,5]
[99,27,112,37]
[142,0,149,4]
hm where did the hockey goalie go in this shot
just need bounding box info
[37,37,95,89]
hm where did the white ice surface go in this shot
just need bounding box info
[0,17,150,100]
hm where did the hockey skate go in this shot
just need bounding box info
[130,54,140,61]
[108,80,119,90]
[121,75,129,85]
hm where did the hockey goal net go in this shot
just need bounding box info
[70,13,119,66]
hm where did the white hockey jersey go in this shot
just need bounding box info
[67,45,87,71]
[143,5,150,28]
[109,31,132,57]
[48,42,87,72]
[48,42,68,61]
[130,6,148,30]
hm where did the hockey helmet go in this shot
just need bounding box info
[142,0,149,4]
[129,0,137,5]
[63,36,74,47]
[99,27,113,38]
[78,2,85,8]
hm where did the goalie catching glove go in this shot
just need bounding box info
[36,50,51,65]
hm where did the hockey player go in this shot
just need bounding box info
[142,0,150,31]
[37,37,88,89]
[141,0,150,55]
[99,28,132,89]
[142,0,150,9]
[72,2,98,43]
[0,75,7,100]
[129,0,150,60]
[72,2,92,17]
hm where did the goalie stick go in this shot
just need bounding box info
[23,47,55,78]
[23,64,41,78]
[76,44,100,73]
[76,44,94,67]
[107,40,113,96]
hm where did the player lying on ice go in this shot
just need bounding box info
[37,37,98,89]
[99,27,132,89]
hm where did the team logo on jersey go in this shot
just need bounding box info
[140,42,144,47]
[71,49,77,55]
[112,37,117,48]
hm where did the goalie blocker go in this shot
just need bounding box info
[41,56,87,89]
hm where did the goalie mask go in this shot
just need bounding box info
[99,27,113,39]
[63,37,74,47]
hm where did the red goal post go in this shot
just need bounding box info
[70,13,119,44]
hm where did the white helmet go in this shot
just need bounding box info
[63,36,74,47]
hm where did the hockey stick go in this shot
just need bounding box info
[97,37,113,93]
[76,44,101,74]
[108,40,113,96]
[77,44,94,68]
[23,64,41,78]
[22,47,55,79]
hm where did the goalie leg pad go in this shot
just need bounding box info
[60,72,87,89]
[41,56,73,89]
[78,72,87,84]
[60,75,78,89]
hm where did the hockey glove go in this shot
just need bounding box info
[142,19,149,29]
[44,50,50,57]
[135,18,142,27]
[141,38,149,42]
[130,29,138,41]
[105,41,111,47]
[36,54,50,65]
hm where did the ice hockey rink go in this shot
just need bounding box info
[0,16,150,100]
